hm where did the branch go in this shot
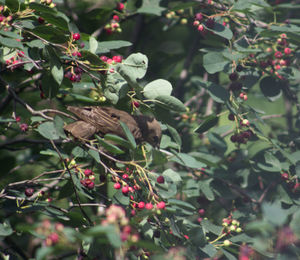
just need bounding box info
[50,140,94,226]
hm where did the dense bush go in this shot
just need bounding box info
[0,0,300,259]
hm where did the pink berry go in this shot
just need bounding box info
[72,33,81,41]
[156,201,166,210]
[100,55,108,62]
[116,3,125,11]
[157,175,165,184]
[15,116,21,122]
[197,24,204,32]
[274,51,282,59]
[195,13,203,21]
[114,183,121,189]
[198,209,205,215]
[84,169,93,176]
[122,186,129,195]
[112,55,122,63]
[20,123,28,132]
[138,201,145,209]
[122,174,129,180]
[284,47,291,55]
[113,15,120,21]
[193,20,200,26]
[145,203,153,210]
[281,173,289,180]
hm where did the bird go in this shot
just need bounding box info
[64,106,162,148]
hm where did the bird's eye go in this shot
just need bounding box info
[153,136,159,143]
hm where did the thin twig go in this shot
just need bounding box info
[50,140,94,226]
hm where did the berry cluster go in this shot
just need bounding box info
[252,33,293,80]
[228,71,248,101]
[36,220,64,247]
[5,51,25,71]
[15,115,29,132]
[104,3,125,34]
[101,204,139,243]
[0,5,13,29]
[64,66,83,82]
[222,217,242,234]
[197,208,205,223]
[281,172,300,193]
[192,12,215,36]
[165,9,188,25]
[80,168,95,189]
[112,167,166,216]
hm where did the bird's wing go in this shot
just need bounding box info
[67,106,142,140]
[64,120,97,139]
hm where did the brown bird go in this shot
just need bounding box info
[64,106,162,148]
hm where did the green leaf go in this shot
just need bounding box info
[194,114,219,133]
[0,35,23,49]
[205,22,233,40]
[72,146,88,158]
[37,121,61,140]
[259,76,283,101]
[96,40,132,53]
[0,29,23,39]
[262,202,287,226]
[39,13,69,31]
[88,149,101,163]
[116,53,148,87]
[137,0,166,15]
[199,179,215,201]
[45,46,63,85]
[112,189,130,205]
[95,135,125,155]
[29,2,57,15]
[89,36,98,54]
[104,134,131,149]
[31,26,67,43]
[155,95,186,112]
[119,121,136,149]
[203,52,229,74]
[163,169,182,183]
[0,221,13,236]
[143,79,173,99]
[171,153,206,168]
[168,198,196,210]
[290,210,300,238]
[167,124,182,147]
[5,0,19,12]
[86,225,122,248]
[54,115,66,138]
[81,50,105,66]
[207,132,227,154]
[207,84,230,103]
[41,73,60,98]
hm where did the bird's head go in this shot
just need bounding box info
[144,117,162,148]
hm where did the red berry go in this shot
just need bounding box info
[132,101,140,108]
[274,51,282,59]
[138,201,145,209]
[193,20,200,26]
[113,15,120,21]
[230,134,237,143]
[48,232,59,244]
[114,182,121,189]
[198,209,205,215]
[281,173,289,180]
[116,3,125,11]
[20,123,28,132]
[25,188,34,197]
[15,116,21,122]
[145,203,153,210]
[84,169,93,176]
[284,47,292,55]
[197,24,204,32]
[157,175,165,184]
[38,17,45,24]
[122,174,129,180]
[131,209,136,216]
[112,55,122,63]
[122,186,129,195]
[156,201,166,209]
[72,33,81,41]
